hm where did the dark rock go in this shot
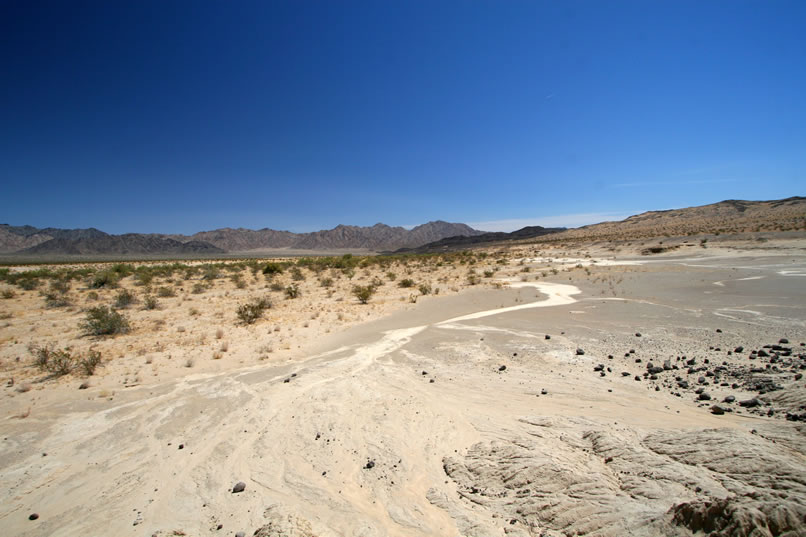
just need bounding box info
[622,372,631,377]
[593,364,604,372]
[634,376,641,381]
[575,348,585,356]
[734,346,744,353]
[739,398,761,408]
[635,333,641,337]
[795,373,803,381]
[28,514,39,521]
[541,389,548,395]
[723,395,736,403]
[498,365,506,371]
[422,370,428,375]
[780,338,789,344]
[364,460,375,470]
[235,533,245,537]
[232,481,246,493]
[698,376,706,384]
[698,393,712,401]
[716,328,722,333]
[545,335,550,340]
[678,380,690,389]
[710,405,725,415]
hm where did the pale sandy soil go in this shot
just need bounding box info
[1,241,805,537]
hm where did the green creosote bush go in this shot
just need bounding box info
[418,283,432,295]
[81,306,130,336]
[29,345,101,377]
[398,278,415,288]
[114,289,135,308]
[236,297,272,325]
[143,295,158,310]
[156,286,176,298]
[351,285,376,304]
[191,283,206,294]
[284,284,300,299]
[90,271,119,289]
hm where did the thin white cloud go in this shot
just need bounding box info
[468,211,638,232]
[610,178,738,188]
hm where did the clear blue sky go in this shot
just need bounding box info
[1,1,804,234]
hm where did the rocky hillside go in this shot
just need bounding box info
[0,221,483,256]
[393,225,566,253]
[534,196,806,243]
[20,235,225,256]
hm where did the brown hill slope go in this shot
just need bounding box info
[534,196,806,242]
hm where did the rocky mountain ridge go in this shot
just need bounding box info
[0,221,483,255]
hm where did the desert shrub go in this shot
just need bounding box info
[386,272,396,281]
[398,278,415,288]
[466,274,480,285]
[236,297,271,324]
[371,277,384,288]
[44,292,71,308]
[90,271,118,289]
[19,278,40,290]
[81,306,130,336]
[1,289,15,299]
[79,350,102,375]
[156,286,176,297]
[134,271,153,286]
[483,270,495,278]
[352,285,376,304]
[284,284,300,299]
[320,277,334,288]
[142,295,158,310]
[269,282,284,292]
[86,291,99,300]
[290,267,305,281]
[262,262,285,275]
[191,282,206,294]
[418,283,432,295]
[114,289,135,308]
[201,265,220,280]
[232,275,247,289]
[30,344,75,376]
[50,279,71,294]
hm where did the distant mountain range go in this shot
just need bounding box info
[0,221,485,256]
[391,225,566,254]
[2,197,802,257]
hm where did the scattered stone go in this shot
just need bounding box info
[698,393,712,401]
[498,365,506,371]
[723,395,736,403]
[545,335,550,340]
[28,514,39,521]
[421,370,428,375]
[232,481,246,493]
[364,460,375,470]
[78,382,89,390]
[635,333,641,337]
[622,372,630,377]
[541,389,548,395]
[575,348,585,356]
[710,405,725,415]
[739,398,761,408]
[780,338,789,344]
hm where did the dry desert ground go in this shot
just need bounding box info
[1,237,806,537]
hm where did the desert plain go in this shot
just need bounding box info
[1,236,805,537]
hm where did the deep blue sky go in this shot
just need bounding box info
[1,1,804,233]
